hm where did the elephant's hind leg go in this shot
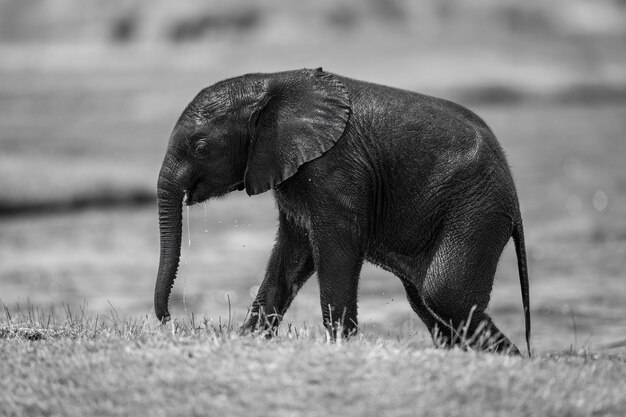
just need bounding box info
[419,222,520,355]
[401,277,513,353]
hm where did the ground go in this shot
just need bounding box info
[1,317,625,417]
[1,1,626,415]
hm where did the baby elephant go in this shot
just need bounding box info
[154,68,531,355]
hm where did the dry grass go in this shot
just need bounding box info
[1,307,625,417]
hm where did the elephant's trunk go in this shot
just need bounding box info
[154,164,186,323]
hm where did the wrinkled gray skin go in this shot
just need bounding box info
[155,68,531,355]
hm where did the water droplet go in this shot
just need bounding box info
[249,285,260,298]
[186,206,191,247]
[592,190,608,212]
[560,304,571,315]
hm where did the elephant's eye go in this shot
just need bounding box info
[194,141,210,157]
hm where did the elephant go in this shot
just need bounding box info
[154,68,531,355]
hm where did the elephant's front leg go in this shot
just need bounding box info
[242,212,315,334]
[312,224,364,339]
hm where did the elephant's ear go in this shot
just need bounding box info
[244,68,350,195]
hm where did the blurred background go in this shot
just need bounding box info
[1,0,625,352]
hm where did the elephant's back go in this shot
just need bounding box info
[336,75,491,134]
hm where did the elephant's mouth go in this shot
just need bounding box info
[185,181,245,205]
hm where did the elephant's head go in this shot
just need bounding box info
[154,68,350,322]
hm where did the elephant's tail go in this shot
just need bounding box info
[512,220,531,357]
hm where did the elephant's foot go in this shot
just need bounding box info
[431,317,522,356]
